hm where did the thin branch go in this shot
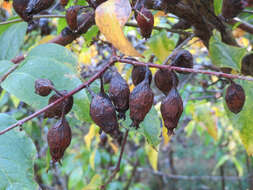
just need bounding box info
[0,15,65,26]
[162,33,195,65]
[101,130,129,189]
[0,64,19,83]
[0,57,117,136]
[228,18,253,34]
[118,58,253,82]
[125,22,192,36]
[123,160,139,190]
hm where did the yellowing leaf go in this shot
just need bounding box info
[89,150,96,170]
[38,35,56,44]
[82,174,102,190]
[95,0,142,57]
[84,124,98,151]
[145,143,158,171]
[108,137,119,153]
[162,124,171,146]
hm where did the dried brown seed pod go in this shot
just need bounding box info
[129,66,154,129]
[66,5,82,31]
[34,78,54,96]
[13,0,31,22]
[60,0,69,6]
[88,79,123,144]
[154,69,178,95]
[225,82,245,114]
[109,71,130,120]
[222,0,247,19]
[241,54,253,76]
[136,7,154,39]
[44,90,73,118]
[132,65,152,86]
[26,0,55,16]
[47,116,72,163]
[171,50,193,74]
[160,85,183,135]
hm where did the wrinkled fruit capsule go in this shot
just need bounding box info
[241,53,253,76]
[60,0,69,6]
[222,0,247,19]
[47,116,72,163]
[44,90,73,118]
[130,67,154,129]
[88,82,123,145]
[13,0,30,21]
[225,82,245,114]
[132,65,152,86]
[66,5,82,31]
[171,50,193,74]
[109,71,130,119]
[160,85,183,135]
[34,78,54,96]
[26,0,55,16]
[136,7,154,39]
[154,69,178,95]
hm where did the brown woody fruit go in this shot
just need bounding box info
[129,66,154,129]
[171,50,193,74]
[60,0,69,6]
[225,82,245,114]
[154,69,178,95]
[44,90,73,118]
[132,65,152,86]
[109,71,130,120]
[160,77,183,135]
[66,5,82,31]
[88,79,123,145]
[13,0,31,22]
[26,0,55,16]
[34,78,54,96]
[136,8,154,39]
[47,116,72,163]
[222,0,247,19]
[241,54,253,76]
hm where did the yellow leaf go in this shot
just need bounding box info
[38,35,56,44]
[162,124,171,146]
[145,143,158,171]
[108,137,119,153]
[82,174,102,190]
[84,124,98,151]
[89,150,96,170]
[95,0,142,57]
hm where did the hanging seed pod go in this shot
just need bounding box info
[13,0,31,22]
[241,53,253,76]
[109,71,130,120]
[34,78,54,96]
[44,90,73,118]
[47,116,72,163]
[99,132,108,147]
[225,82,245,114]
[160,77,183,135]
[60,0,69,6]
[129,66,154,129]
[66,5,82,31]
[26,0,55,16]
[222,0,247,19]
[154,69,178,95]
[132,65,152,86]
[171,50,193,74]
[88,78,123,144]
[136,7,154,39]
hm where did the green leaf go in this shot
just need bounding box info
[0,114,37,190]
[147,30,176,62]
[122,106,161,147]
[214,0,223,16]
[209,32,247,71]
[1,43,92,122]
[224,80,253,155]
[0,22,27,60]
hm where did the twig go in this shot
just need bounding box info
[101,130,129,189]
[0,15,65,26]
[124,160,139,190]
[0,64,19,83]
[0,57,117,136]
[228,18,253,34]
[125,22,192,36]
[118,58,253,82]
[162,33,195,65]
